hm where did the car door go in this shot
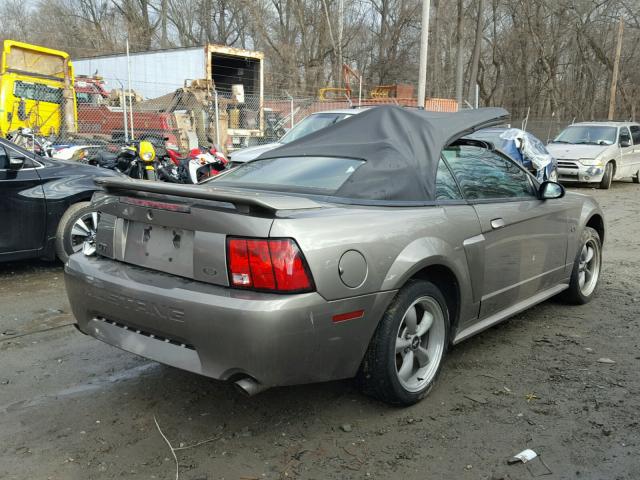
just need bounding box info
[628,125,640,177]
[0,142,47,257]
[443,144,569,319]
[617,126,634,179]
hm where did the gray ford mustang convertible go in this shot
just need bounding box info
[65,106,605,406]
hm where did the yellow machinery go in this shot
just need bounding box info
[0,40,77,136]
[318,87,351,101]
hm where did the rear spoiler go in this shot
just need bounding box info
[94,177,324,212]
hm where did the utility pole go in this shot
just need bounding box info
[338,0,344,86]
[455,0,464,110]
[608,17,624,120]
[417,0,431,108]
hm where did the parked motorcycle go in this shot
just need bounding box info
[89,140,158,180]
[6,128,53,156]
[156,144,228,184]
[7,127,105,161]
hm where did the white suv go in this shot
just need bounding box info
[547,122,640,189]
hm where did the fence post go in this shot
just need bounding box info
[116,79,129,142]
[126,39,134,140]
[214,88,220,148]
[285,91,294,129]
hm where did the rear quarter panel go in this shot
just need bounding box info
[270,204,482,327]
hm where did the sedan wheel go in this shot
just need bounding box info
[561,226,602,304]
[55,201,99,263]
[358,279,449,406]
[598,162,613,189]
[577,239,600,297]
[395,296,446,392]
[70,211,99,256]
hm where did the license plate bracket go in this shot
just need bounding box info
[124,222,194,278]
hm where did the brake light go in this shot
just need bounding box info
[227,238,313,292]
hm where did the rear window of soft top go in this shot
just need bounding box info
[210,156,365,193]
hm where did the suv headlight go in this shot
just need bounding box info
[579,158,602,166]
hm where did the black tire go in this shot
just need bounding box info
[633,169,640,184]
[560,227,602,305]
[598,162,613,189]
[357,279,450,406]
[55,202,96,263]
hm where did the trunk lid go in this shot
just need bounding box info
[92,178,323,286]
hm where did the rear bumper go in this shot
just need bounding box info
[65,255,395,387]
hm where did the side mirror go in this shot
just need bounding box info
[620,140,631,148]
[539,181,565,200]
[9,155,26,171]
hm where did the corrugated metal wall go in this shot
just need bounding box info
[73,47,205,100]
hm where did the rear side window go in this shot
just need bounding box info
[214,156,365,193]
[443,145,536,200]
[435,160,462,200]
[630,126,640,145]
[619,127,631,145]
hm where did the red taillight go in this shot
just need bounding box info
[227,238,313,292]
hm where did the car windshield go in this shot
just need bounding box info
[279,113,352,144]
[552,126,617,145]
[210,156,365,193]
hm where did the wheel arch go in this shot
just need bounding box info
[380,236,471,337]
[586,213,605,244]
[43,192,95,258]
[406,263,461,337]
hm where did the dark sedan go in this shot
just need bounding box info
[0,137,118,263]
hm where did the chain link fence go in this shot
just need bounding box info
[1,76,574,157]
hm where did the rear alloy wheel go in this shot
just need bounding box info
[358,280,449,406]
[55,202,99,263]
[561,227,602,304]
[598,162,613,189]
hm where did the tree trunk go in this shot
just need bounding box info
[466,0,484,104]
[160,0,168,48]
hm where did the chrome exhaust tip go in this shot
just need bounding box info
[234,377,269,397]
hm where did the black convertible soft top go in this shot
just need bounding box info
[258,105,509,201]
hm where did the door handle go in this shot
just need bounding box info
[490,218,506,229]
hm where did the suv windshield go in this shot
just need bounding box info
[279,113,352,144]
[211,156,365,193]
[552,125,617,145]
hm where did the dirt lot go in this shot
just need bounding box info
[1,183,638,480]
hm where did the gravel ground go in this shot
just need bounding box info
[0,183,638,480]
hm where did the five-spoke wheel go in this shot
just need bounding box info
[395,296,445,393]
[562,226,602,304]
[359,279,449,406]
[577,238,600,297]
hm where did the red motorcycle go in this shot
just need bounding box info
[157,144,228,184]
